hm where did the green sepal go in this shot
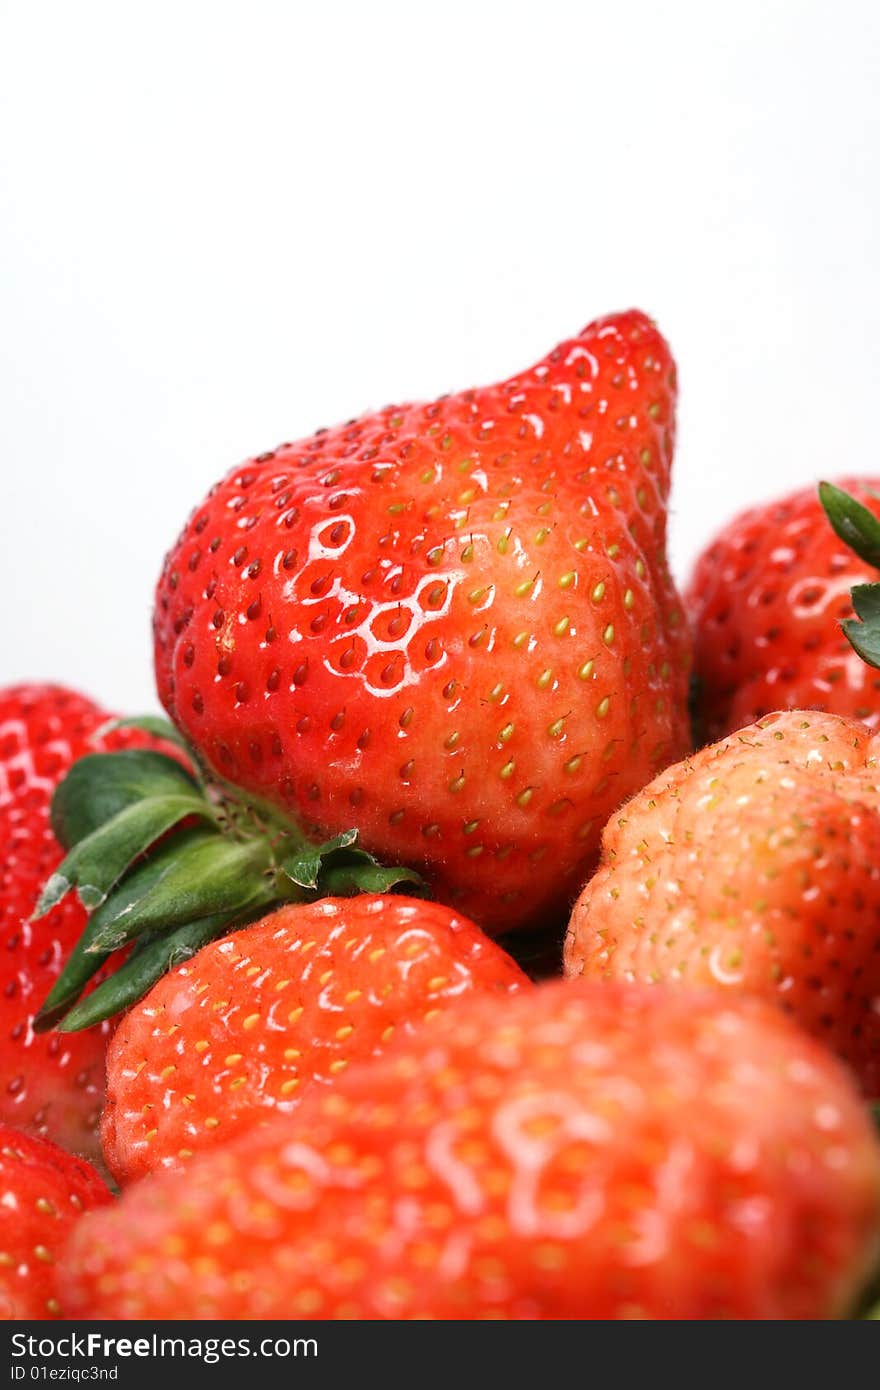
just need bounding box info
[33,920,118,1031]
[279,829,359,889]
[841,584,880,670]
[318,847,426,897]
[819,481,880,571]
[56,914,237,1032]
[50,749,200,851]
[280,830,426,898]
[34,791,216,917]
[33,825,276,1031]
[83,825,277,955]
[98,714,194,756]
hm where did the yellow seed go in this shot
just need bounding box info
[591,581,606,603]
[548,717,565,738]
[280,1079,300,1096]
[336,1025,354,1040]
[33,1245,54,1265]
[369,947,386,962]
[603,624,615,645]
[488,683,505,702]
[565,755,583,774]
[624,589,635,610]
[194,1040,210,1053]
[284,1047,301,1061]
[242,1013,260,1031]
[288,1006,304,1025]
[514,577,535,598]
[536,668,554,690]
[448,773,465,793]
[229,1077,246,1090]
[558,571,576,588]
[498,722,515,743]
[635,558,646,579]
[534,527,550,545]
[344,989,362,1003]
[319,969,333,985]
[553,617,570,637]
[500,759,515,779]
[225,1053,243,1067]
[204,1117,220,1130]
[427,976,448,992]
[463,820,480,835]
[577,660,595,681]
[329,1060,348,1075]
[516,787,535,807]
[512,630,530,648]
[597,697,611,719]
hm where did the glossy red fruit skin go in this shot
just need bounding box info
[100,894,528,1185]
[688,477,880,743]
[153,311,691,932]
[62,982,880,1321]
[0,1123,110,1319]
[0,684,161,1162]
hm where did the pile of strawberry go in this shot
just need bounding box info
[3,311,880,1321]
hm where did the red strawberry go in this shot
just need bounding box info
[61,981,880,1320]
[100,894,527,1185]
[0,683,166,1162]
[688,477,880,743]
[0,1124,110,1319]
[152,309,691,933]
[565,709,880,1094]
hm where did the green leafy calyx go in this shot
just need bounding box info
[818,482,880,669]
[33,716,424,1032]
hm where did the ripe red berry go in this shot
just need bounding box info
[61,982,880,1320]
[153,310,691,932]
[101,894,527,1184]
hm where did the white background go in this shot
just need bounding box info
[1,1,878,711]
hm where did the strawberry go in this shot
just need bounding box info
[0,1123,110,1319]
[99,893,527,1185]
[688,477,880,743]
[0,683,167,1162]
[60,981,880,1320]
[145,308,690,935]
[565,709,880,1094]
